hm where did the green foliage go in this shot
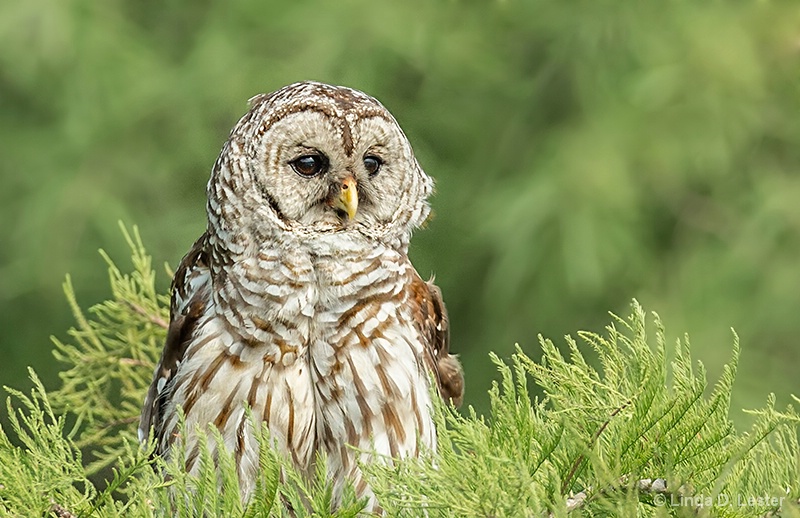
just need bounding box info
[50,224,168,475]
[366,310,800,516]
[0,369,362,517]
[1,232,799,516]
[3,0,800,423]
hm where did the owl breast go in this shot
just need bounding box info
[165,234,436,507]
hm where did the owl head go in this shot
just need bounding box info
[206,81,434,252]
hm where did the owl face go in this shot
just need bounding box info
[209,82,433,247]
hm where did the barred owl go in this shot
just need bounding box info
[139,81,464,511]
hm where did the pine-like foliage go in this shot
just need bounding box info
[1,227,798,517]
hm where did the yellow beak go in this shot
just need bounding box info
[333,176,358,220]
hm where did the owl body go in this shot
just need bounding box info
[140,82,463,511]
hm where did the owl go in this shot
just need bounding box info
[139,81,464,511]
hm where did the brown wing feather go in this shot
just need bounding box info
[138,234,210,444]
[409,274,464,407]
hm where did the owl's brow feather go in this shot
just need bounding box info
[246,99,393,158]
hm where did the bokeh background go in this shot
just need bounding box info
[2,1,799,426]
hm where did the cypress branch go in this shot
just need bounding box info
[0,227,797,516]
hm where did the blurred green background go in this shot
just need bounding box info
[1,0,799,426]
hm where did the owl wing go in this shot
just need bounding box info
[410,274,464,407]
[138,233,211,445]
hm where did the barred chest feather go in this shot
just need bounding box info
[160,233,436,506]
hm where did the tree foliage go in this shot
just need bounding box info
[1,230,798,517]
[3,0,800,420]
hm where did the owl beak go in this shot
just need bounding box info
[333,176,358,220]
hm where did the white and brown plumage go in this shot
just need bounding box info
[139,81,464,510]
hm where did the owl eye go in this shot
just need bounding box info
[290,154,328,177]
[364,155,382,177]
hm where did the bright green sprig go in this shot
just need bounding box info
[1,229,798,517]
